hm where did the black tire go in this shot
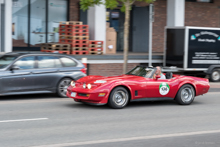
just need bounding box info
[175,84,195,105]
[210,69,220,82]
[108,87,129,109]
[57,78,72,98]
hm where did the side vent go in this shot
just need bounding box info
[135,91,138,96]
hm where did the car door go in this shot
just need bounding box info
[0,56,36,94]
[32,55,61,91]
[146,77,179,98]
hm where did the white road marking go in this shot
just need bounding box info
[0,118,48,123]
[33,129,220,147]
[0,98,71,105]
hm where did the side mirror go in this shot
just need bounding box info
[10,65,20,71]
[155,75,161,80]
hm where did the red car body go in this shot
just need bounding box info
[67,73,210,105]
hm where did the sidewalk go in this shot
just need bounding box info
[210,82,220,88]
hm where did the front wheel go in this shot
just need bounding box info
[210,69,220,82]
[175,84,195,105]
[108,87,129,109]
[57,78,72,98]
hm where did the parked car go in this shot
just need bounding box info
[0,52,86,97]
[67,66,210,109]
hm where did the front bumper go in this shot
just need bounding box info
[66,86,109,104]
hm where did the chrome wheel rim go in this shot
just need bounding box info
[181,88,193,103]
[212,71,220,81]
[113,90,128,106]
[59,79,71,96]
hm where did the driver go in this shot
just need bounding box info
[153,66,166,79]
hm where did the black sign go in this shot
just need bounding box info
[188,29,220,68]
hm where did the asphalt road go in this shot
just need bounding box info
[0,90,220,147]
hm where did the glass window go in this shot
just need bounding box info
[0,55,18,69]
[60,57,77,67]
[55,57,62,68]
[30,0,46,47]
[48,0,68,43]
[12,0,68,50]
[38,56,62,68]
[12,0,28,47]
[14,56,35,70]
[38,56,55,68]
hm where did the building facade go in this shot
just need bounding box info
[0,0,219,75]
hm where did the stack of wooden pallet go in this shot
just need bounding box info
[89,40,103,55]
[41,21,104,55]
[41,43,71,54]
[59,21,90,55]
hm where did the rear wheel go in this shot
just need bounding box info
[57,78,72,98]
[210,69,220,82]
[108,87,129,109]
[175,84,195,105]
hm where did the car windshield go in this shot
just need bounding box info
[126,66,154,78]
[0,55,18,69]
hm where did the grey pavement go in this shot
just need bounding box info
[0,90,220,147]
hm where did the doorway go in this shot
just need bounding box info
[130,6,149,52]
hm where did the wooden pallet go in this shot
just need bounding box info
[59,21,83,25]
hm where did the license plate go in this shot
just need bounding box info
[71,92,76,97]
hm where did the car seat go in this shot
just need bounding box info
[165,72,173,79]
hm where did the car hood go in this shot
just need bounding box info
[77,75,146,84]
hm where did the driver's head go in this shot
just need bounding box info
[155,66,161,75]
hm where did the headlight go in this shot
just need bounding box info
[70,81,75,87]
[87,84,92,89]
[83,83,86,89]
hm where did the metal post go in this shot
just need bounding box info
[149,4,154,67]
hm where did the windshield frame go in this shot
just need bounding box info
[126,66,156,78]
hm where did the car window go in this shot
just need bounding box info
[0,55,18,69]
[55,57,62,68]
[13,56,35,70]
[38,56,62,68]
[60,57,77,67]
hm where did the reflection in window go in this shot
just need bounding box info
[14,56,35,69]
[38,56,62,68]
[12,0,28,47]
[38,56,55,68]
[60,57,77,67]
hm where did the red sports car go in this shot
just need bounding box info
[67,66,210,109]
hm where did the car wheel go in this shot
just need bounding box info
[57,78,72,98]
[175,84,195,105]
[210,69,220,82]
[108,87,129,109]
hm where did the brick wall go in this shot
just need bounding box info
[185,1,220,27]
[152,0,167,53]
[68,0,220,53]
[69,0,80,21]
[88,63,140,76]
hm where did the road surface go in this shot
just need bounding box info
[0,88,219,147]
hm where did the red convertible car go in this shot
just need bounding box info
[67,66,210,109]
